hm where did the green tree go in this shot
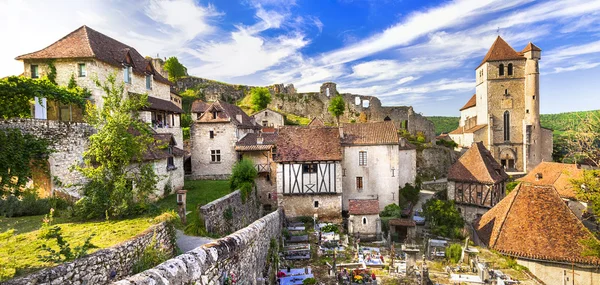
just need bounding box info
[250,87,272,112]
[0,76,89,119]
[399,183,420,207]
[328,95,345,125]
[75,73,157,219]
[163,57,187,82]
[565,112,600,167]
[445,243,462,264]
[380,203,401,217]
[229,158,258,203]
[423,199,464,239]
[0,129,52,196]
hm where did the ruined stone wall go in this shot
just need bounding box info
[176,77,253,103]
[200,189,261,236]
[5,222,174,285]
[113,209,284,285]
[0,119,95,197]
[417,146,459,180]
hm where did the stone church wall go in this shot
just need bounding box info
[5,222,174,285]
[199,189,261,236]
[0,119,95,198]
[113,209,284,285]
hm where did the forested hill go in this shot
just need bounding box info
[427,110,600,135]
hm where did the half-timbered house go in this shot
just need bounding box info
[447,141,508,222]
[275,126,343,221]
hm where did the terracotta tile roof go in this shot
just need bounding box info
[308,117,325,127]
[474,184,600,266]
[477,36,525,68]
[448,142,508,184]
[449,124,487,135]
[143,96,183,114]
[198,100,259,129]
[191,100,210,114]
[262,127,276,133]
[349,199,380,215]
[16,26,171,85]
[389,218,416,227]
[518,162,582,200]
[521,42,541,53]
[460,94,477,111]
[235,132,278,151]
[275,126,342,162]
[341,121,399,145]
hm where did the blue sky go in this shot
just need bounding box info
[1,0,599,116]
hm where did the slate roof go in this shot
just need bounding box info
[144,96,183,114]
[448,142,508,184]
[16,25,171,85]
[198,100,259,129]
[143,133,185,161]
[474,184,600,266]
[235,132,278,151]
[191,100,210,114]
[518,162,583,200]
[275,126,342,162]
[349,199,380,215]
[460,94,477,111]
[449,124,487,135]
[477,36,525,68]
[341,121,399,146]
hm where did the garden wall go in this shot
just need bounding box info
[113,209,284,285]
[200,188,261,236]
[3,222,174,285]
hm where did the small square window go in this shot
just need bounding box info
[314,201,319,208]
[31,65,39,78]
[303,164,316,173]
[211,150,221,162]
[78,63,86,77]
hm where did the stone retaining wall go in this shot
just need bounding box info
[421,182,448,192]
[113,209,284,285]
[3,222,173,285]
[200,189,261,236]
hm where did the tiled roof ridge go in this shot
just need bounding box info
[474,142,495,182]
[16,25,93,60]
[489,183,521,248]
[477,36,525,68]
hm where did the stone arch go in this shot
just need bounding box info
[499,148,517,170]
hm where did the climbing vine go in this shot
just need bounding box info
[46,60,57,85]
[0,76,89,119]
[0,128,53,196]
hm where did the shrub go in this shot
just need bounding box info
[399,183,420,207]
[184,214,207,236]
[132,235,171,274]
[0,189,71,218]
[320,224,338,233]
[446,243,462,264]
[303,278,317,285]
[506,181,520,194]
[380,203,401,218]
[229,159,258,203]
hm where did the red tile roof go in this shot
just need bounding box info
[275,126,342,162]
[16,26,171,85]
[460,94,477,111]
[349,199,380,215]
[521,42,542,53]
[477,36,525,68]
[518,162,583,200]
[341,121,399,145]
[474,184,600,266]
[448,142,508,184]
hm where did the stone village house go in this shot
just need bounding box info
[473,183,600,285]
[347,199,381,241]
[449,36,553,172]
[251,108,285,128]
[12,25,185,197]
[447,141,508,223]
[190,99,260,179]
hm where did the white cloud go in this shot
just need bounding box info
[145,0,219,40]
[549,62,600,74]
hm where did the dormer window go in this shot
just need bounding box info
[212,111,217,119]
[78,63,86,77]
[31,65,39,78]
[123,66,132,83]
[146,74,152,90]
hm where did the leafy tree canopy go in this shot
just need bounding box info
[75,73,157,219]
[380,203,401,218]
[0,128,52,195]
[163,57,187,82]
[328,95,345,125]
[399,183,420,207]
[0,76,89,119]
[250,87,272,112]
[229,158,258,203]
[423,198,464,239]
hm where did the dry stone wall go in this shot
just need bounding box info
[0,119,95,197]
[113,209,284,285]
[417,146,459,180]
[200,189,261,236]
[4,222,173,285]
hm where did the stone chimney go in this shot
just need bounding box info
[257,136,264,145]
[400,138,406,148]
[236,114,243,123]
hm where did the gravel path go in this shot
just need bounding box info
[175,229,214,253]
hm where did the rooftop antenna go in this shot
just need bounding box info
[497,27,500,36]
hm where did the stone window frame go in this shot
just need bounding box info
[211,149,221,163]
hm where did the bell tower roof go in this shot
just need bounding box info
[477,36,524,68]
[521,42,542,53]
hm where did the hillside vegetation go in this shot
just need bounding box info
[427,110,600,135]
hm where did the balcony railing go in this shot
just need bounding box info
[255,164,271,173]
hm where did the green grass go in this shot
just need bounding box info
[155,179,231,222]
[0,216,156,281]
